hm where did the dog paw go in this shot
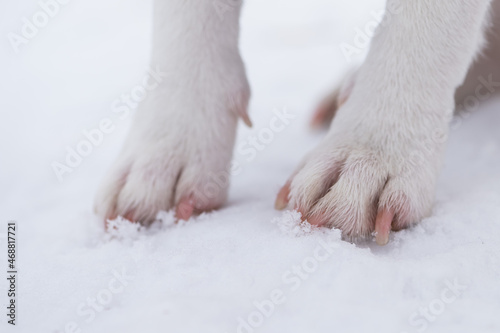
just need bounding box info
[95,67,250,227]
[278,87,449,245]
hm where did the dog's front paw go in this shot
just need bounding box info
[95,135,234,226]
[277,91,449,245]
[95,66,250,227]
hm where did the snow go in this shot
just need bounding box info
[1,0,500,332]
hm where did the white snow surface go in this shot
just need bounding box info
[1,0,500,332]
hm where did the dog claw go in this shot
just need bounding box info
[176,197,195,221]
[275,182,291,210]
[374,208,394,246]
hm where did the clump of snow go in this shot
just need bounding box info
[103,210,179,243]
[154,210,177,229]
[271,210,314,236]
[104,217,144,242]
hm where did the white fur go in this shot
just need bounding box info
[95,0,249,223]
[289,0,494,239]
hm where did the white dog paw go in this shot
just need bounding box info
[95,68,250,227]
[278,87,449,245]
